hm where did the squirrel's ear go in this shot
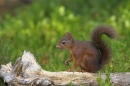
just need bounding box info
[66,32,73,39]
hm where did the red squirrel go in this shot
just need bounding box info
[56,26,116,72]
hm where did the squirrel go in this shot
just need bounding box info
[56,25,116,72]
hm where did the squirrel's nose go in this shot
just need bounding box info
[56,45,63,50]
[56,45,60,48]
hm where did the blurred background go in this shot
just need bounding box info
[0,0,33,15]
[0,0,130,85]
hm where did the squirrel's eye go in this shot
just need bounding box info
[62,41,66,44]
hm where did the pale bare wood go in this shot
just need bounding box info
[0,51,130,86]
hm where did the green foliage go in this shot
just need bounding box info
[68,82,73,86]
[0,36,11,63]
[0,35,11,86]
[0,0,130,85]
[97,72,114,86]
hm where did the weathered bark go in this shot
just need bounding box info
[0,51,130,86]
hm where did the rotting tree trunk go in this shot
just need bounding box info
[0,51,130,86]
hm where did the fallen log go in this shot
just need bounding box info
[0,51,130,86]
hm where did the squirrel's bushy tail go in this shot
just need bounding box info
[91,25,116,69]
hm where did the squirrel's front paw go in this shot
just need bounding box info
[65,60,69,66]
[67,69,75,72]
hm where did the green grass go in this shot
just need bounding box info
[0,0,130,85]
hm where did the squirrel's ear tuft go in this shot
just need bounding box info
[66,32,72,39]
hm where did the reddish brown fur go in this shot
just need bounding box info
[56,26,116,72]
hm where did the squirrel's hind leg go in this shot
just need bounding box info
[78,65,88,72]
